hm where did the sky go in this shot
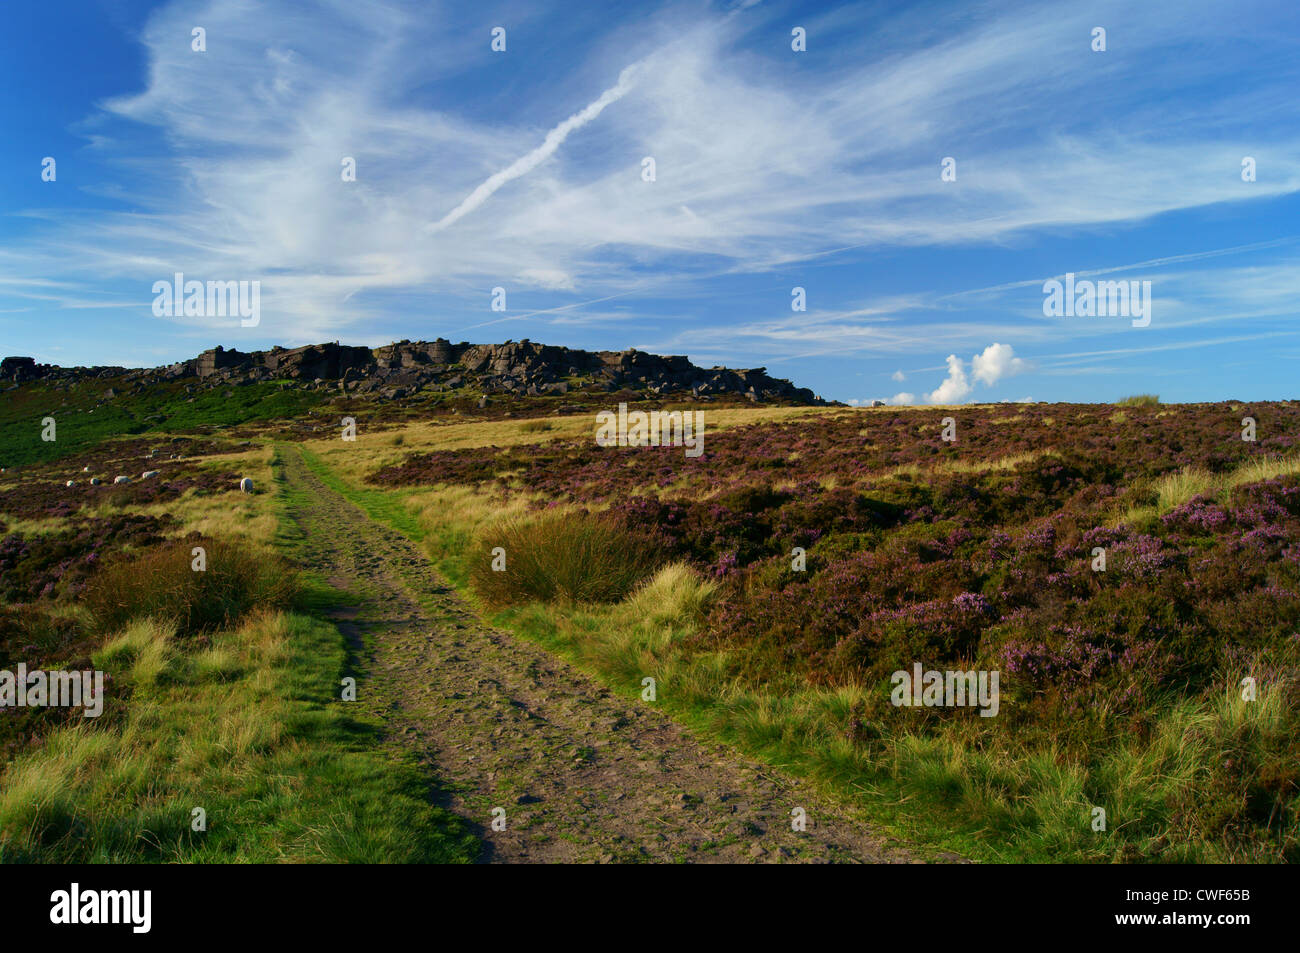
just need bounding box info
[1,0,1298,405]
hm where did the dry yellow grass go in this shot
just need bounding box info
[1116,453,1300,526]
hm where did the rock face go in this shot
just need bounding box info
[2,337,830,405]
[0,357,38,382]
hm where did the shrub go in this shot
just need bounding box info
[470,511,664,607]
[82,537,299,637]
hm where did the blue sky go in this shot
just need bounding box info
[2,0,1298,404]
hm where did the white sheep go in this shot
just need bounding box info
[90,477,102,486]
[114,475,130,485]
[142,470,160,479]
[239,477,254,493]
[66,480,76,488]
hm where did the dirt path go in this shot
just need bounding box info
[281,446,939,864]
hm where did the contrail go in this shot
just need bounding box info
[425,62,641,234]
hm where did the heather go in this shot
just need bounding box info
[374,401,1300,860]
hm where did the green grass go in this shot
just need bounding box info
[1116,394,1160,407]
[311,452,1298,863]
[0,377,326,468]
[0,443,479,863]
[469,510,664,607]
[0,610,477,862]
[1117,453,1300,526]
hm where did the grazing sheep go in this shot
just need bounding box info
[66,480,76,488]
[114,475,130,485]
[82,465,90,472]
[239,477,254,493]
[90,477,102,486]
[142,470,160,479]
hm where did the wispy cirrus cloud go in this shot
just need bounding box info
[3,0,1298,400]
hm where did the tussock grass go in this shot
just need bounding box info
[470,511,664,607]
[622,562,718,629]
[1119,453,1300,524]
[83,537,299,638]
[1117,394,1160,407]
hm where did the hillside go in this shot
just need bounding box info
[1,338,827,405]
[0,339,830,469]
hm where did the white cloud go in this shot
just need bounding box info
[970,342,1025,386]
[926,354,972,404]
[7,0,1300,351]
[517,269,576,291]
[889,392,916,405]
[925,343,1025,403]
[891,369,906,381]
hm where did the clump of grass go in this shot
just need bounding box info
[621,562,718,630]
[1116,394,1160,407]
[1154,465,1216,512]
[518,420,553,434]
[470,511,664,607]
[83,537,299,637]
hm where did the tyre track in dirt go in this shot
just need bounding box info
[281,445,939,864]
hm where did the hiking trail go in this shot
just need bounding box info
[281,445,944,864]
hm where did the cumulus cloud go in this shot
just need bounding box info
[889,392,916,405]
[891,369,906,381]
[926,354,972,404]
[925,343,1025,403]
[971,342,1025,386]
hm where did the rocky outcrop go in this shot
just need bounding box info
[2,337,830,405]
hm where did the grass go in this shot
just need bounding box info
[0,610,477,862]
[0,442,480,863]
[469,510,665,607]
[1117,452,1300,525]
[316,443,1298,863]
[1116,394,1160,407]
[0,377,326,468]
[82,536,300,637]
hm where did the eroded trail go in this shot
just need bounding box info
[282,446,930,864]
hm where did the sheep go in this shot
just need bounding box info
[90,478,102,486]
[66,480,76,488]
[239,477,254,493]
[114,475,130,485]
[142,470,160,479]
